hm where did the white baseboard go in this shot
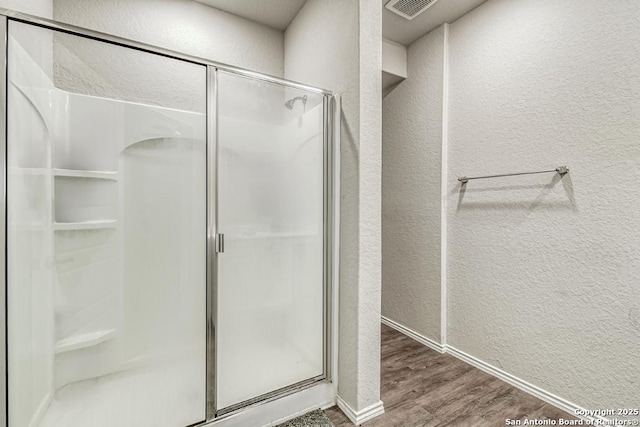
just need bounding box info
[445,346,607,425]
[336,396,384,426]
[381,316,606,425]
[381,316,445,354]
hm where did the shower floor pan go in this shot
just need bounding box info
[37,354,205,427]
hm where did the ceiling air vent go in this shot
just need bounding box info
[384,0,440,20]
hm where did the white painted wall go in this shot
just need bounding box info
[52,26,206,119]
[382,38,407,91]
[382,39,407,78]
[0,0,52,17]
[446,0,640,411]
[285,0,384,420]
[382,26,445,344]
[0,0,53,79]
[53,0,284,77]
[382,0,640,415]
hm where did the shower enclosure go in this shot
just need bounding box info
[0,10,335,427]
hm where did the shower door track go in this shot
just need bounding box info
[0,8,337,427]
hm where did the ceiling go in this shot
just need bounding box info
[382,0,488,45]
[194,0,306,31]
[194,0,487,46]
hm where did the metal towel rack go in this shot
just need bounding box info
[458,166,569,184]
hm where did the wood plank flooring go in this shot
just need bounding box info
[324,324,576,426]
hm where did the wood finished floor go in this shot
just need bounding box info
[324,324,576,427]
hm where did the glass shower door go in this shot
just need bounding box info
[215,71,326,411]
[6,21,207,427]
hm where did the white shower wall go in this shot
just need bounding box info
[4,3,340,425]
[122,134,205,363]
[7,22,207,427]
[7,31,55,427]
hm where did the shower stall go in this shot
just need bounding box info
[0,10,336,427]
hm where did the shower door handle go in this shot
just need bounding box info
[216,233,225,253]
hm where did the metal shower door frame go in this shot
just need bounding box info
[207,67,335,420]
[1,14,8,427]
[0,9,336,427]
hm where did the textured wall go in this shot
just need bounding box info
[1,0,54,78]
[52,27,207,112]
[53,0,284,77]
[0,0,52,17]
[284,0,383,414]
[446,0,640,409]
[283,0,359,409]
[382,26,444,343]
[356,0,382,412]
[383,0,640,413]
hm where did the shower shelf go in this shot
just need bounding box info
[53,220,117,231]
[53,168,118,180]
[55,329,116,354]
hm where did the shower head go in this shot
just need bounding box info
[284,95,307,110]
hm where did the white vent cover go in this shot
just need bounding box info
[384,0,440,20]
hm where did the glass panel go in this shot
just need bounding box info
[216,71,325,410]
[7,22,207,427]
